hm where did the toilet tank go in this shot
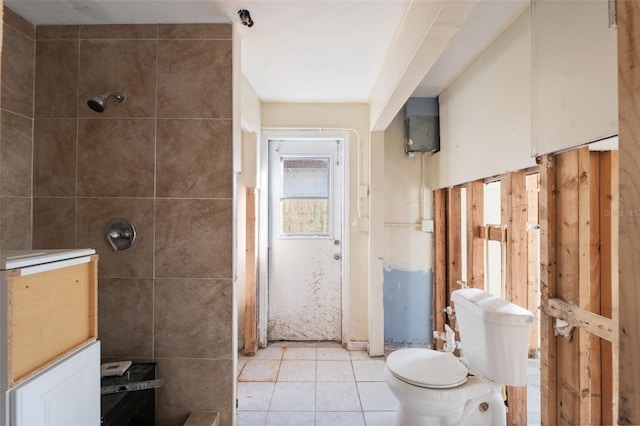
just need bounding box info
[451,288,533,387]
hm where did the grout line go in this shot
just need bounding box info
[30,31,36,249]
[74,36,80,249]
[1,109,35,121]
[151,32,159,362]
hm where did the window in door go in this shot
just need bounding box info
[280,157,331,236]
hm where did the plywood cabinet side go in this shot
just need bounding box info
[4,256,98,388]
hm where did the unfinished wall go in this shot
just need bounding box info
[539,148,618,426]
[618,3,640,422]
[237,75,260,351]
[430,1,617,190]
[532,0,617,156]
[0,7,34,251]
[382,111,432,346]
[261,103,370,344]
[31,23,234,425]
[428,7,533,189]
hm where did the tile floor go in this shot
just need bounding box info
[237,342,542,426]
[237,342,396,426]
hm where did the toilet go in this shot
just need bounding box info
[385,288,534,426]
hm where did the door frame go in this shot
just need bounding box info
[258,130,350,347]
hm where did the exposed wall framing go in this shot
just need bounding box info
[434,189,448,351]
[479,224,505,242]
[617,1,639,423]
[501,170,528,426]
[434,174,536,426]
[447,186,463,350]
[502,171,528,312]
[434,181,485,347]
[600,151,618,425]
[244,188,258,355]
[589,152,602,424]
[527,174,541,358]
[539,154,558,426]
[447,186,462,297]
[539,148,618,425]
[466,181,485,289]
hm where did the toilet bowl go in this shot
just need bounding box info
[385,289,533,426]
[385,349,506,425]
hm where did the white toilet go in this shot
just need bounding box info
[385,288,534,426]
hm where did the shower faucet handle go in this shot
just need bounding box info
[105,219,136,251]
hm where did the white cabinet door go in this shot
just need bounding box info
[11,341,100,426]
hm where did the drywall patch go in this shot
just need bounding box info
[383,267,433,346]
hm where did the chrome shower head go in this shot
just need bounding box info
[87,91,126,113]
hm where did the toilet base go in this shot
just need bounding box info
[385,367,507,426]
[396,391,507,426]
[393,386,506,426]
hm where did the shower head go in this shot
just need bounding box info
[87,91,126,113]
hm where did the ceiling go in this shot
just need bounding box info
[5,0,526,105]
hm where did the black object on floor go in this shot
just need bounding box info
[101,363,160,426]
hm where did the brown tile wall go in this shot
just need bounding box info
[31,22,233,426]
[0,6,35,250]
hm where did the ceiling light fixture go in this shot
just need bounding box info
[238,9,254,27]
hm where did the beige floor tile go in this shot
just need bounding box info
[317,361,355,382]
[348,351,371,360]
[238,360,281,382]
[269,382,315,412]
[265,411,315,426]
[352,360,387,382]
[237,382,275,411]
[316,411,365,426]
[278,360,316,382]
[254,346,284,360]
[317,347,351,360]
[283,347,317,360]
[237,411,268,426]
[316,382,361,411]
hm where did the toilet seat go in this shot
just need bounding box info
[386,348,469,389]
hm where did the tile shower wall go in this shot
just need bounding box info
[32,22,233,425]
[0,7,35,251]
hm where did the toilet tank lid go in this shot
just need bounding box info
[452,288,534,326]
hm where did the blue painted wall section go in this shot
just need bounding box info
[383,267,433,346]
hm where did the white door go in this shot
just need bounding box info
[268,139,343,341]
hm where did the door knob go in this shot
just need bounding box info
[333,253,341,260]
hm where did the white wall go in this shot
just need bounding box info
[241,75,261,134]
[532,0,617,156]
[427,2,617,190]
[240,75,261,189]
[428,7,533,190]
[261,103,371,343]
[383,112,432,271]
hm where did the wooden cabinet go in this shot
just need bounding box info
[0,249,99,426]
